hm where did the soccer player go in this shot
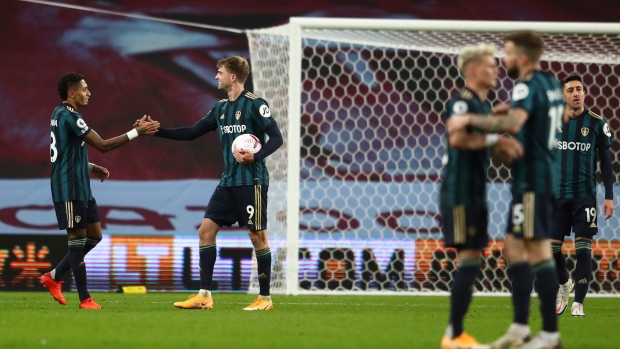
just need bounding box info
[41,72,159,309]
[553,74,615,317]
[143,56,283,310]
[440,43,523,349]
[447,31,564,349]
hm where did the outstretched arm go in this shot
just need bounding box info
[447,108,529,135]
[84,118,160,153]
[155,116,216,141]
[448,129,523,165]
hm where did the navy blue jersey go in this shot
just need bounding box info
[202,91,277,186]
[50,103,92,202]
[558,108,613,198]
[509,70,564,197]
[440,87,493,208]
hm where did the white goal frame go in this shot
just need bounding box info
[248,18,620,296]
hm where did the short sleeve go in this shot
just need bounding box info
[509,82,534,113]
[251,98,277,130]
[65,111,91,138]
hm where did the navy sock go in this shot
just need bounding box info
[574,240,593,304]
[449,258,481,338]
[199,245,217,291]
[68,237,90,301]
[54,237,101,281]
[256,246,272,296]
[508,261,533,325]
[533,259,559,332]
[551,241,569,285]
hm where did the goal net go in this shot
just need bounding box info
[246,19,620,295]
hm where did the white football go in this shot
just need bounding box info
[232,134,262,153]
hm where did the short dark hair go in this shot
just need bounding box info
[562,74,583,87]
[504,31,543,62]
[57,72,85,100]
[217,56,250,83]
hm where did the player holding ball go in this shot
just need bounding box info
[138,56,283,310]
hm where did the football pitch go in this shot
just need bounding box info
[0,292,618,349]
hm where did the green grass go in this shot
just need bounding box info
[0,292,618,349]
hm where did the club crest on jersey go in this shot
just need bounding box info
[75,216,81,223]
[220,114,225,119]
[581,127,589,137]
[235,111,241,120]
[557,127,562,133]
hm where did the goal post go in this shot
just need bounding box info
[246,18,620,295]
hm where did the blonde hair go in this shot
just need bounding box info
[217,56,250,83]
[457,43,497,77]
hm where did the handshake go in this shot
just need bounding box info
[133,115,159,136]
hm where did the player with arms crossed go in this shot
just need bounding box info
[553,74,615,317]
[448,31,564,349]
[41,72,159,309]
[142,56,283,310]
[440,44,523,349]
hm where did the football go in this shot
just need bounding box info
[232,134,262,153]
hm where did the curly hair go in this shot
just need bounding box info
[57,72,85,100]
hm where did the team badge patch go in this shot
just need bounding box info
[259,105,271,118]
[512,83,529,101]
[235,111,241,120]
[604,123,611,137]
[557,127,563,133]
[220,114,225,119]
[452,101,468,115]
[75,216,81,223]
[581,127,589,137]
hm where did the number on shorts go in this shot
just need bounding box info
[512,203,524,225]
[584,207,596,222]
[247,205,254,220]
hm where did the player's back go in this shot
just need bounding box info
[510,71,564,196]
[440,88,492,208]
[50,103,92,202]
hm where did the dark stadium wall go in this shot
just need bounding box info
[0,0,617,179]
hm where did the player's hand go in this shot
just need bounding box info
[492,102,510,115]
[133,115,158,128]
[92,164,110,182]
[602,199,614,220]
[135,115,160,136]
[446,114,471,134]
[492,136,523,165]
[233,149,255,165]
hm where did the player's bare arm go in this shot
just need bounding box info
[448,129,522,164]
[492,136,524,165]
[89,163,110,182]
[84,118,159,152]
[492,102,510,115]
[447,108,528,134]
